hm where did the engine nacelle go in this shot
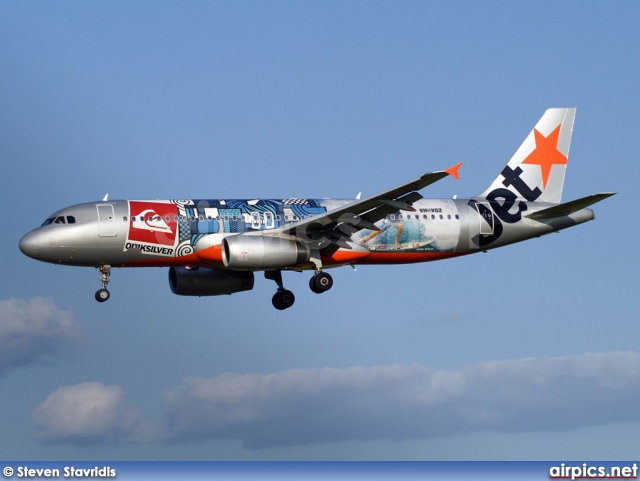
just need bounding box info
[222,235,310,269]
[168,266,254,296]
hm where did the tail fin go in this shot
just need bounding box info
[477,108,576,204]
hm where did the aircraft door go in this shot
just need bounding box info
[475,202,494,235]
[97,204,117,237]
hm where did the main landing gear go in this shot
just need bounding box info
[95,265,111,302]
[265,270,295,310]
[309,271,333,293]
[265,269,334,310]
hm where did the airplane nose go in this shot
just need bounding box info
[19,232,39,259]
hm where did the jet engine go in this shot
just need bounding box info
[168,266,254,296]
[222,235,310,269]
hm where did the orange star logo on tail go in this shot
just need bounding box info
[521,125,567,189]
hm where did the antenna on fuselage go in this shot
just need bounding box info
[102,194,109,202]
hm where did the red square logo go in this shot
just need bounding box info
[127,201,179,248]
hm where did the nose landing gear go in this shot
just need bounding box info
[95,265,111,302]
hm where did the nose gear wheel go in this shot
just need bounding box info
[95,265,112,303]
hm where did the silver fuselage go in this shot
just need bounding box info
[19,197,594,269]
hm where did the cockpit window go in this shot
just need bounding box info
[42,216,75,225]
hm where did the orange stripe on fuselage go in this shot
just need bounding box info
[195,244,224,264]
[117,250,468,268]
[320,249,371,265]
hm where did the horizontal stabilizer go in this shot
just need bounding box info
[524,193,615,220]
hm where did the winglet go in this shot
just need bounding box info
[444,162,462,180]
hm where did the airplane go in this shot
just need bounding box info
[19,108,614,310]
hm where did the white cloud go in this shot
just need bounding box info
[0,297,84,374]
[33,382,155,444]
[162,352,640,448]
[31,352,640,448]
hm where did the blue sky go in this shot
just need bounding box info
[1,0,639,460]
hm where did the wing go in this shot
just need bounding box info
[269,163,462,253]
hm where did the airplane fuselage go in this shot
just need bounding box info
[19,196,594,270]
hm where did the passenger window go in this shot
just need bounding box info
[439,215,443,219]
[431,215,435,220]
[447,215,451,219]
[264,212,275,229]
[455,214,459,219]
[423,215,427,219]
[122,217,127,222]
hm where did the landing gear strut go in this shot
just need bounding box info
[95,265,111,302]
[265,270,295,310]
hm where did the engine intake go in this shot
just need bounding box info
[168,266,254,296]
[222,235,310,269]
